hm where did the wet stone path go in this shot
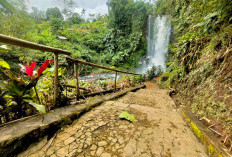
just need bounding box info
[19,83,207,157]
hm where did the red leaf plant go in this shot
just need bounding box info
[38,59,54,76]
[24,59,54,105]
[25,59,54,77]
[26,62,36,77]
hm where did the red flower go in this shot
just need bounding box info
[26,62,37,76]
[38,59,54,76]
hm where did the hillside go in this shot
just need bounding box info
[158,0,232,148]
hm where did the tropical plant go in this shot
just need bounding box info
[0,59,53,121]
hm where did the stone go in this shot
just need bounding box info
[90,151,95,156]
[64,137,75,145]
[85,132,91,137]
[90,144,97,151]
[50,154,56,157]
[118,137,124,145]
[59,133,71,140]
[46,147,55,156]
[85,139,92,146]
[56,147,66,157]
[101,152,111,157]
[96,147,104,156]
[80,135,85,139]
[98,141,107,146]
[77,148,82,153]
[112,138,117,143]
[115,143,120,150]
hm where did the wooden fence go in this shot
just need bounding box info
[0,34,142,104]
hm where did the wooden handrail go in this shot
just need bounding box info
[66,57,141,75]
[0,34,71,55]
[0,33,142,105]
[0,33,72,104]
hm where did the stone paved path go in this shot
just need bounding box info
[18,82,207,157]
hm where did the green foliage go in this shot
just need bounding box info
[119,111,135,123]
[134,75,144,84]
[46,7,63,21]
[157,0,232,87]
[0,59,10,69]
[66,13,84,25]
[25,100,46,115]
[105,0,152,69]
[146,65,163,80]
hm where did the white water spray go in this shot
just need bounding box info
[137,14,171,73]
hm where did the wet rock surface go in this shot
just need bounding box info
[18,83,207,157]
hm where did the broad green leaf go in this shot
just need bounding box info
[25,100,46,115]
[0,59,10,69]
[0,45,8,50]
[119,111,135,123]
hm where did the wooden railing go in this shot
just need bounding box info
[0,34,142,104]
[0,34,71,103]
[66,57,141,100]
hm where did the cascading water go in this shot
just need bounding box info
[137,14,171,73]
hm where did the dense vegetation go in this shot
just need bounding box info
[0,0,152,72]
[157,0,232,146]
[0,0,149,123]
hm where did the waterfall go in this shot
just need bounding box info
[137,14,171,73]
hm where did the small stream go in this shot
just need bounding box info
[79,73,123,81]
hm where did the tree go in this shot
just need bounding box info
[62,0,76,18]
[50,18,63,34]
[0,0,17,14]
[30,7,45,21]
[107,0,132,35]
[46,7,63,21]
[66,13,84,24]
[81,9,86,17]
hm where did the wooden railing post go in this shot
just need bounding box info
[54,53,59,104]
[115,72,117,91]
[74,62,80,100]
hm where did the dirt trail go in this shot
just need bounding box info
[19,82,207,157]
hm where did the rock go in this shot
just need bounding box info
[112,138,117,143]
[90,151,95,156]
[98,122,106,126]
[59,133,71,141]
[80,135,85,139]
[98,141,107,146]
[90,144,97,151]
[96,147,104,156]
[118,137,124,145]
[46,148,54,156]
[64,137,75,145]
[50,154,56,157]
[115,143,120,150]
[101,152,111,157]
[85,138,92,145]
[56,147,66,157]
[85,132,91,137]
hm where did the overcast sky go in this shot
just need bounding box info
[26,0,108,18]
